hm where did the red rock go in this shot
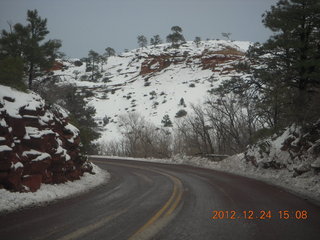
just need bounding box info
[68,151,78,161]
[22,174,42,192]
[0,160,12,171]
[50,162,66,173]
[19,107,45,117]
[23,138,43,151]
[81,162,94,174]
[67,169,81,180]
[52,172,68,184]
[51,154,65,163]
[24,158,51,175]
[7,118,26,138]
[0,172,8,181]
[42,170,53,184]
[24,117,41,128]
[0,92,89,192]
[5,167,23,191]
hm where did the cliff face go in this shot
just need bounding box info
[0,85,92,192]
[139,45,245,76]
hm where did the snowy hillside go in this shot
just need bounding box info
[45,40,251,143]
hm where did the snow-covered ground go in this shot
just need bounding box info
[90,155,320,203]
[45,40,251,143]
[0,164,109,214]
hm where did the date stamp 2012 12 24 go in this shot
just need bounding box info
[211,210,308,220]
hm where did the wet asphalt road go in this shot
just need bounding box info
[0,158,320,240]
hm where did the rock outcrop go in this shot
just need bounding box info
[0,85,92,192]
[244,122,320,176]
[140,45,245,76]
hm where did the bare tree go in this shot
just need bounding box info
[117,113,172,158]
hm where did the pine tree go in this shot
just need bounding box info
[87,50,100,81]
[161,114,173,127]
[194,37,201,47]
[179,97,186,107]
[166,26,185,48]
[0,9,61,89]
[0,56,25,91]
[137,35,148,48]
[105,47,116,57]
[221,32,231,41]
[260,0,320,124]
[150,35,162,46]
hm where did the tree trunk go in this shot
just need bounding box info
[28,62,34,89]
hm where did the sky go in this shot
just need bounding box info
[0,0,278,58]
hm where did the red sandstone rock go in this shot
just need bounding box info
[7,118,26,138]
[22,174,42,192]
[42,170,53,184]
[0,90,92,192]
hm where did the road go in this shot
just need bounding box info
[0,158,320,240]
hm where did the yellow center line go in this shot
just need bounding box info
[164,176,183,217]
[94,160,184,239]
[130,174,181,238]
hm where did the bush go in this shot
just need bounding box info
[80,75,88,81]
[74,60,83,67]
[175,109,187,118]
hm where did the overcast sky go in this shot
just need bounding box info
[0,0,278,58]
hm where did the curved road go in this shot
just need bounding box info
[0,158,320,240]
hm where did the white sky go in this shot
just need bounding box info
[0,0,278,58]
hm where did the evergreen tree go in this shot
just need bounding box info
[179,97,186,107]
[194,36,201,47]
[105,47,116,57]
[87,50,100,81]
[137,35,148,48]
[150,35,162,46]
[166,26,185,48]
[0,56,26,91]
[260,0,320,124]
[65,88,100,154]
[0,9,61,89]
[161,114,173,127]
[218,0,320,130]
[221,32,231,41]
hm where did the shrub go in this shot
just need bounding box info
[175,109,187,118]
[80,75,88,81]
[74,60,83,67]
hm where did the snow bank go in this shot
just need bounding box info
[0,164,109,214]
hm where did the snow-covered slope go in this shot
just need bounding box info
[47,40,251,143]
[245,122,320,175]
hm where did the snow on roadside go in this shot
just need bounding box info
[90,155,320,202]
[0,164,109,214]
